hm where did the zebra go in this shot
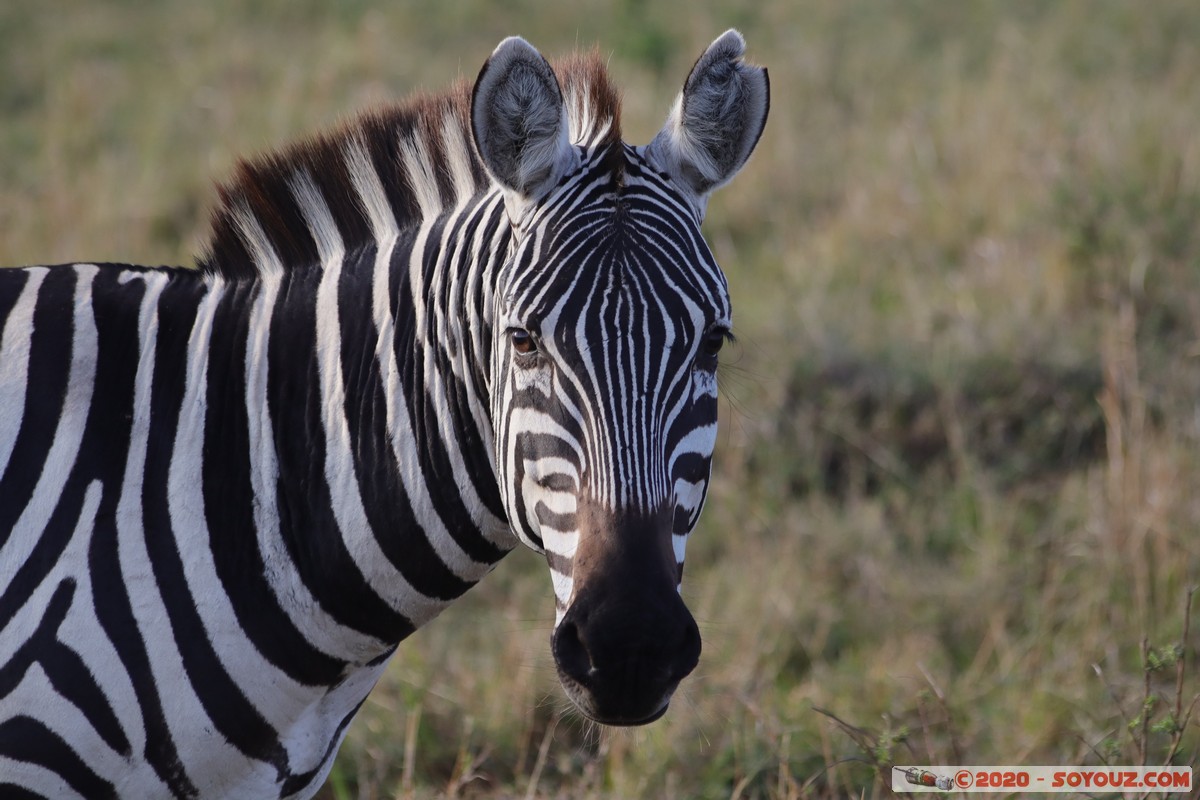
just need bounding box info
[0,30,768,799]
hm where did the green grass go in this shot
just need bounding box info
[3,1,1198,797]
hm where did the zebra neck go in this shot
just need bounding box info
[236,199,515,660]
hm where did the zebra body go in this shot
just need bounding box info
[0,32,767,799]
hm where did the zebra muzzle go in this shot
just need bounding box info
[552,596,701,725]
[549,506,701,725]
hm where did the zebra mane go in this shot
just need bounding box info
[198,50,622,279]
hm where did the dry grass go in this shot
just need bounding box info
[3,1,1198,797]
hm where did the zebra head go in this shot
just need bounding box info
[472,32,768,725]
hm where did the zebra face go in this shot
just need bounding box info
[491,196,727,724]
[473,32,767,725]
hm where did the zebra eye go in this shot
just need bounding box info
[701,328,730,359]
[510,328,538,355]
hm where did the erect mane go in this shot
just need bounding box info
[198,50,622,279]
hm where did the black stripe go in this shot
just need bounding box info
[0,716,117,800]
[0,487,85,635]
[142,275,216,796]
[0,783,51,800]
[0,580,74,702]
[398,220,508,565]
[545,549,572,578]
[430,201,511,526]
[268,266,415,642]
[0,281,108,635]
[339,245,472,601]
[202,279,347,686]
[0,577,131,759]
[141,281,291,781]
[0,266,27,339]
[0,267,75,539]
[534,502,576,537]
[81,268,143,483]
[84,267,200,799]
[40,637,131,757]
[505,439,541,551]
[90,488,197,799]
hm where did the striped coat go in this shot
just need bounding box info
[0,32,767,799]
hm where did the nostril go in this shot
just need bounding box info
[553,619,593,680]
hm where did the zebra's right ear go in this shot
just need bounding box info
[645,30,769,219]
[472,37,576,222]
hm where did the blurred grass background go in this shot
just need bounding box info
[3,1,1199,797]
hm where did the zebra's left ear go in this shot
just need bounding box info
[472,37,576,222]
[645,30,769,218]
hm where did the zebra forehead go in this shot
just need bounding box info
[503,204,730,324]
[198,48,622,280]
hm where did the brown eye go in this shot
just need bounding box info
[511,328,537,355]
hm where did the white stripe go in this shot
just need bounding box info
[245,271,389,665]
[57,562,148,778]
[166,276,222,533]
[0,266,48,476]
[167,277,337,746]
[233,203,284,279]
[299,175,446,626]
[692,369,718,402]
[512,359,552,396]
[0,479,98,675]
[353,149,508,566]
[594,268,619,507]
[668,422,718,473]
[611,281,632,507]
[673,476,707,514]
[398,129,442,219]
[526,493,578,526]
[4,484,154,787]
[521,483,577,534]
[506,409,585,461]
[0,265,98,576]
[542,524,579,549]
[290,171,342,268]
[344,138,399,242]
[116,274,264,790]
[287,653,395,793]
[420,213,512,546]
[441,112,478,205]
[360,179,501,582]
[672,532,689,565]
[11,664,129,783]
[56,451,147,767]
[541,267,613,507]
[0,758,86,800]
[550,566,574,620]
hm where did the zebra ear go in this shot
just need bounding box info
[472,37,576,219]
[645,30,769,216]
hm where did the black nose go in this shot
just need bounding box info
[552,584,701,725]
